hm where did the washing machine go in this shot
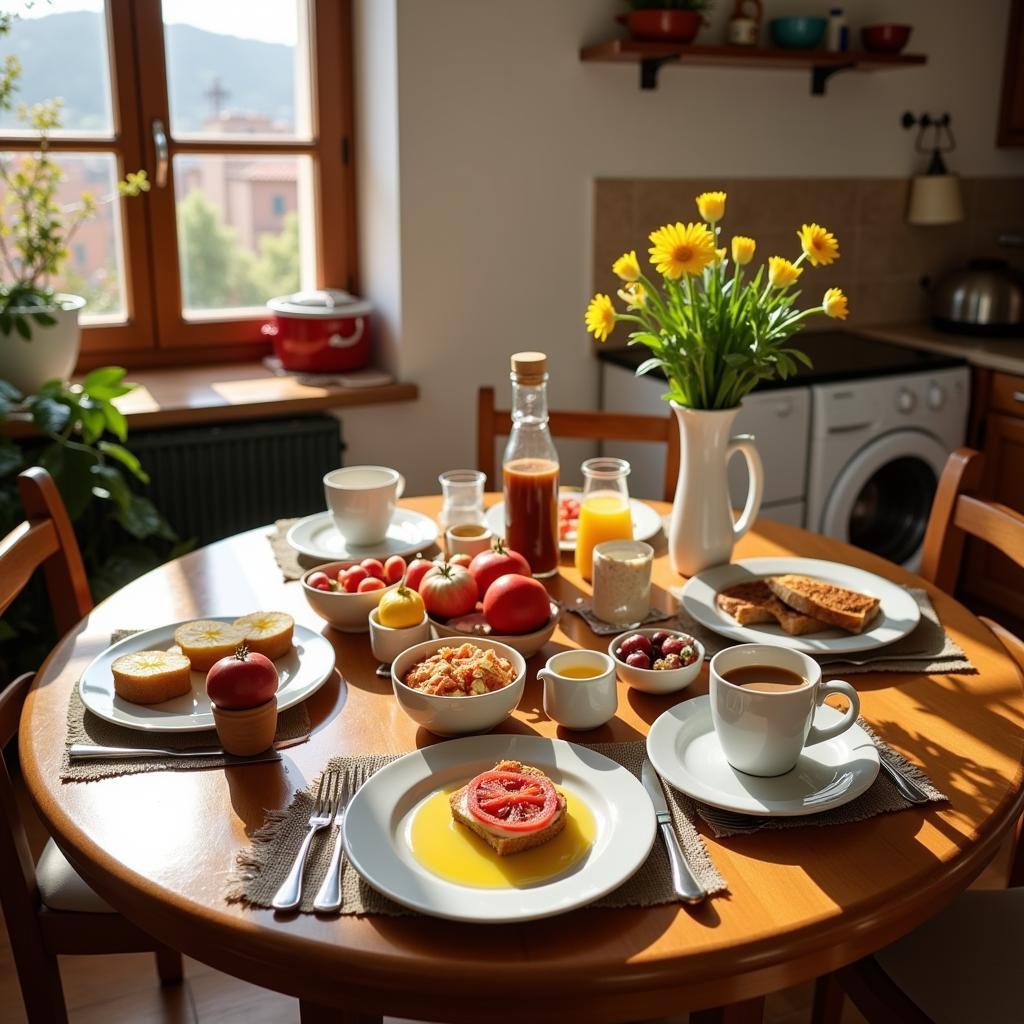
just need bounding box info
[805,365,970,570]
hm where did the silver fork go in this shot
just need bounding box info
[312,765,363,913]
[272,770,342,911]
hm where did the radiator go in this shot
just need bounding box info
[129,415,343,546]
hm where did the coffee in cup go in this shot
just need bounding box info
[324,466,405,546]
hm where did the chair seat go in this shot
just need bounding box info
[36,838,114,914]
[875,887,1024,1024]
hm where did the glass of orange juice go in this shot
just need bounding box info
[574,457,633,581]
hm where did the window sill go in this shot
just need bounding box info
[3,362,418,437]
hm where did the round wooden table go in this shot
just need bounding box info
[20,497,1024,1024]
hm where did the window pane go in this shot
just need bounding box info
[162,0,310,139]
[0,151,126,321]
[174,153,315,316]
[0,1,114,136]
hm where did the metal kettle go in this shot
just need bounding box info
[930,234,1024,335]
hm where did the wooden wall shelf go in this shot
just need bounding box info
[580,39,927,94]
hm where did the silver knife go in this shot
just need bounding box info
[878,755,930,804]
[68,743,281,764]
[641,757,707,904]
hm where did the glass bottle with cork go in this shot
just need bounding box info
[502,352,560,578]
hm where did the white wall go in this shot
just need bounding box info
[347,0,1024,494]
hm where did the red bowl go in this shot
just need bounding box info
[860,24,912,53]
[620,9,701,44]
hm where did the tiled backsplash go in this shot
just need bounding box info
[593,177,1024,328]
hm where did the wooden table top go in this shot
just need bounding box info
[20,497,1024,1023]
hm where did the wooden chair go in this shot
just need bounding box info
[0,467,183,1023]
[477,385,680,500]
[813,447,1024,1024]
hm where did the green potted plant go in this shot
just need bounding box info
[620,0,712,44]
[0,12,148,393]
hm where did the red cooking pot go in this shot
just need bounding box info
[262,290,372,373]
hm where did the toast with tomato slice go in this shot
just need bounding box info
[449,759,567,856]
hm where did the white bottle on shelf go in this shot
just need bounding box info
[827,7,849,52]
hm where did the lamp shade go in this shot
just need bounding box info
[907,173,964,225]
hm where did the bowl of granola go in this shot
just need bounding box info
[391,639,526,736]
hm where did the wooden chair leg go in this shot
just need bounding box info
[811,973,845,1024]
[153,943,184,985]
[10,943,69,1024]
[690,996,765,1023]
[299,1002,381,1024]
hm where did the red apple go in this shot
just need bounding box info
[206,645,279,710]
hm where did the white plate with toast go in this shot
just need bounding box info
[79,619,336,732]
[680,558,921,654]
[343,734,656,923]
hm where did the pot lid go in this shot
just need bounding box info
[267,289,372,318]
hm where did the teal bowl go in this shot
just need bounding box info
[770,16,827,49]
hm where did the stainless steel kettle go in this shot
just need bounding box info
[931,257,1024,335]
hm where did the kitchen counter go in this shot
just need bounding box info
[859,323,1024,377]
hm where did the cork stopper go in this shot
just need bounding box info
[510,351,547,384]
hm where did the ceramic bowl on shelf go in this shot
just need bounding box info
[860,24,912,53]
[769,16,827,49]
[608,627,704,695]
[300,561,398,633]
[390,637,526,736]
[428,602,561,660]
[618,8,702,44]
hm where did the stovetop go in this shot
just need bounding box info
[597,330,966,391]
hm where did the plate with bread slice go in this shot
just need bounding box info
[343,734,656,922]
[79,615,336,732]
[681,558,920,654]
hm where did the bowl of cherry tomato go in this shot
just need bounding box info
[608,628,703,694]
[301,556,405,633]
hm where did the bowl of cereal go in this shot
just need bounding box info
[391,638,526,736]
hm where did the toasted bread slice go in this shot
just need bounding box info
[449,760,566,856]
[716,581,828,636]
[233,611,294,660]
[174,620,247,672]
[112,650,192,705]
[766,575,881,633]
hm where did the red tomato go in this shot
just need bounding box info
[340,565,368,592]
[405,556,435,592]
[467,769,558,832]
[468,540,532,597]
[357,576,386,593]
[482,574,551,634]
[307,571,332,592]
[360,558,386,580]
[206,646,279,710]
[384,555,406,585]
[419,563,478,619]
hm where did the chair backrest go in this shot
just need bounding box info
[919,447,1024,594]
[0,467,92,636]
[477,386,680,500]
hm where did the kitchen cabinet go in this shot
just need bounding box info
[999,0,1024,146]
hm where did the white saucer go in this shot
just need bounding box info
[646,695,879,817]
[287,508,438,562]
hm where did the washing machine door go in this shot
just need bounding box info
[820,430,950,568]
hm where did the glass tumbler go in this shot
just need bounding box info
[438,469,486,531]
[591,540,654,626]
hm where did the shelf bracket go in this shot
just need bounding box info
[810,62,855,96]
[640,54,679,90]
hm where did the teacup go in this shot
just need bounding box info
[538,650,618,731]
[324,466,405,546]
[709,643,860,777]
[445,523,493,560]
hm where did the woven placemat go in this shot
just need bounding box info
[227,740,728,916]
[62,629,312,782]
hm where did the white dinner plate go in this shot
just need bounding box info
[343,734,656,922]
[680,557,921,654]
[286,508,438,562]
[485,492,662,552]
[79,619,336,733]
[646,695,879,817]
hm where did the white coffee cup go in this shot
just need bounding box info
[709,644,860,777]
[537,650,618,731]
[324,466,405,546]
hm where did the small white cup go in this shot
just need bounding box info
[368,608,430,664]
[324,466,405,546]
[709,644,860,777]
[445,523,493,560]
[537,650,618,731]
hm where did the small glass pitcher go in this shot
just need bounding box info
[574,457,633,580]
[438,469,486,531]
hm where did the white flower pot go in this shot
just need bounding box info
[668,403,765,577]
[0,293,85,394]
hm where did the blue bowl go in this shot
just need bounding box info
[770,16,827,49]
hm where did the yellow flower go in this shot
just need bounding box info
[731,235,756,266]
[612,250,641,282]
[768,256,803,288]
[713,247,727,266]
[617,282,647,309]
[648,221,717,279]
[696,191,727,223]
[798,223,840,267]
[823,287,849,320]
[585,293,616,342]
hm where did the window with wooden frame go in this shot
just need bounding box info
[1,0,355,369]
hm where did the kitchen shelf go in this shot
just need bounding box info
[579,39,927,94]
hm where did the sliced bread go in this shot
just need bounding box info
[766,574,881,633]
[715,580,829,636]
